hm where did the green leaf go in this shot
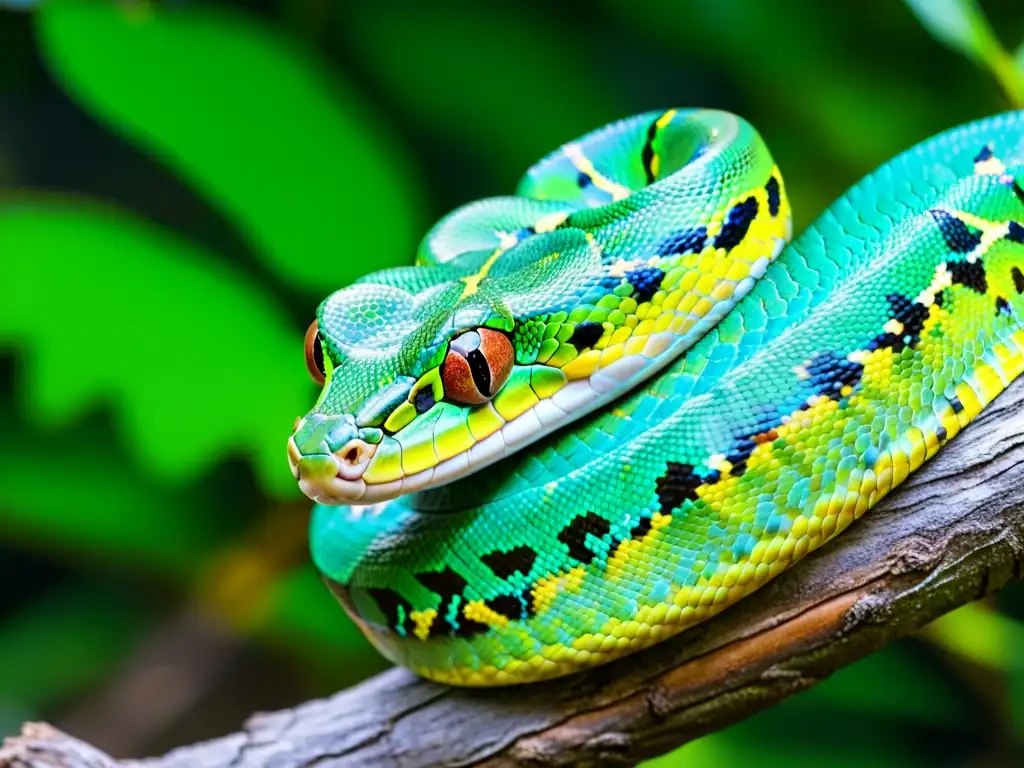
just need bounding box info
[0,196,310,498]
[923,602,1024,672]
[0,585,147,714]
[904,0,1024,106]
[1016,38,1024,75]
[922,603,1024,739]
[0,404,226,576]
[903,0,1001,62]
[341,3,625,184]
[36,1,426,292]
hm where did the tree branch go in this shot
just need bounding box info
[4,377,1024,768]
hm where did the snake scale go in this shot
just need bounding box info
[287,109,1024,686]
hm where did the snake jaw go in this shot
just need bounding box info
[299,473,367,505]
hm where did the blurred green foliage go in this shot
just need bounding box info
[1,0,1023,763]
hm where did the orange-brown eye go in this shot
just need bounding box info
[304,320,326,386]
[441,327,514,405]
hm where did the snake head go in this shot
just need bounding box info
[288,229,619,504]
[290,111,790,504]
[290,210,782,505]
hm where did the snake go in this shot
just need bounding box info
[287,108,1024,686]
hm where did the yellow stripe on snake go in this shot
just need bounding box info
[287,109,1024,685]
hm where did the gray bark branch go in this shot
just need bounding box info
[4,377,1024,768]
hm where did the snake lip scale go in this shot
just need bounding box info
[291,108,1024,686]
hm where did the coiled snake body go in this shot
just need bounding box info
[288,109,1024,685]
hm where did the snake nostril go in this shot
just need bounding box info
[335,439,375,480]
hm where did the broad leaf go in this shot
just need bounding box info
[923,601,1024,672]
[340,3,624,184]
[36,1,426,292]
[0,197,310,497]
[0,406,224,577]
[903,0,1001,63]
[904,0,1024,106]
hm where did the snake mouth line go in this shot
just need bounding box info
[295,330,700,508]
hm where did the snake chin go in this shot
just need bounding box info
[299,475,367,506]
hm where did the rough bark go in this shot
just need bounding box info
[3,377,1024,768]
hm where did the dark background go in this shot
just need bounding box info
[1,1,1024,765]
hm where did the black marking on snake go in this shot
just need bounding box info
[416,567,467,601]
[368,587,412,634]
[868,294,931,353]
[804,352,865,400]
[765,176,781,217]
[996,296,1013,317]
[655,462,714,512]
[557,512,612,565]
[485,594,528,621]
[1009,179,1024,207]
[481,546,538,580]
[1008,221,1024,244]
[725,441,757,477]
[519,586,538,618]
[936,425,948,443]
[641,116,660,186]
[569,321,604,350]
[714,197,759,250]
[414,387,436,414]
[950,395,965,414]
[947,259,988,293]
[930,209,982,253]
[453,614,489,637]
[466,348,492,397]
[1013,267,1024,294]
[415,567,486,638]
[630,514,654,540]
[626,266,666,303]
[409,555,544,638]
[576,171,592,188]
[660,227,708,255]
[974,146,994,163]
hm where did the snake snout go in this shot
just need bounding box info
[288,414,378,503]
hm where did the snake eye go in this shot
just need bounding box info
[441,327,514,405]
[304,320,327,386]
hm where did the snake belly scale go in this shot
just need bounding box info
[287,108,1024,686]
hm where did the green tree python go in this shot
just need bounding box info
[287,109,1024,686]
